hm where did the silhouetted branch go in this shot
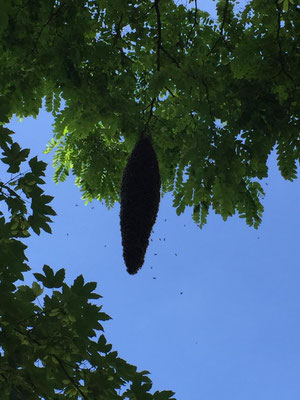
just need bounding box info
[154,0,162,71]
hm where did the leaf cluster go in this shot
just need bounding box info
[0,129,175,399]
[0,0,299,227]
[0,126,56,237]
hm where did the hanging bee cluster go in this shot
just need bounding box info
[120,136,161,274]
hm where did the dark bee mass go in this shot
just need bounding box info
[120,136,161,274]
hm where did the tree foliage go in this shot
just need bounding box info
[0,0,299,228]
[0,127,175,399]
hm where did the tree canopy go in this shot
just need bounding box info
[0,0,299,229]
[0,126,175,399]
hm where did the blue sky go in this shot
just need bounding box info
[5,1,300,399]
[8,104,300,400]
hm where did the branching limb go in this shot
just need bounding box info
[33,3,66,54]
[145,97,156,126]
[207,0,232,56]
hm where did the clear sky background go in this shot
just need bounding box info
[6,1,300,399]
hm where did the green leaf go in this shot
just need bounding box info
[33,272,46,284]
[32,281,43,297]
[98,312,112,321]
[52,268,66,287]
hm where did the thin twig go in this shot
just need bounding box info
[161,47,181,68]
[53,355,88,400]
[207,0,233,56]
[4,169,30,186]
[201,79,214,120]
[115,14,123,42]
[165,86,176,98]
[274,0,295,83]
[186,0,199,45]
[33,3,66,53]
[145,98,156,126]
[140,0,161,130]
[220,0,229,36]
[154,0,162,71]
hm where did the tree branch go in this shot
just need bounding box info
[165,86,176,98]
[145,98,156,126]
[33,3,66,54]
[186,0,199,46]
[207,0,232,56]
[53,355,88,400]
[201,79,214,120]
[114,14,124,43]
[275,0,295,83]
[220,0,229,36]
[154,0,162,71]
[161,46,181,68]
